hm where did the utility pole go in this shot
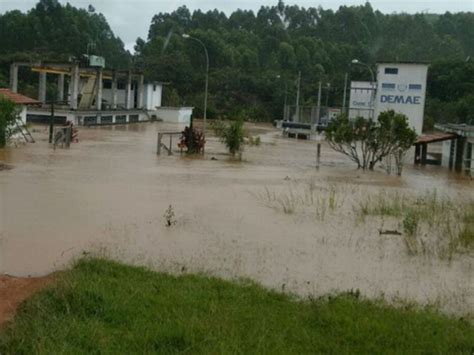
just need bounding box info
[342,72,348,114]
[49,101,55,144]
[325,83,331,109]
[182,34,209,133]
[295,71,301,122]
[316,81,322,126]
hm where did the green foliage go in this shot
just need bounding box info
[246,135,261,146]
[325,110,417,171]
[0,97,18,148]
[0,258,472,353]
[178,126,205,154]
[0,2,473,121]
[357,190,474,258]
[255,183,341,220]
[135,4,474,121]
[0,0,130,69]
[426,60,474,124]
[212,118,245,156]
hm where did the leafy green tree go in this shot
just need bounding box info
[325,111,417,171]
[0,97,18,148]
[1,1,473,123]
[212,118,245,156]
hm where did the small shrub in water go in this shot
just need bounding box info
[179,126,205,154]
[212,118,245,156]
[164,205,177,227]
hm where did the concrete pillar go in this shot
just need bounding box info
[38,71,47,103]
[70,65,80,110]
[57,73,65,102]
[462,138,469,172]
[421,143,428,165]
[9,64,18,93]
[137,74,144,109]
[415,144,421,164]
[454,138,465,171]
[96,68,103,110]
[125,71,132,109]
[111,70,117,109]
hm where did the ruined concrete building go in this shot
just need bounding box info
[9,57,192,126]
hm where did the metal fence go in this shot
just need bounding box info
[283,105,375,125]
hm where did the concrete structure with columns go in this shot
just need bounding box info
[436,124,474,175]
[8,60,191,126]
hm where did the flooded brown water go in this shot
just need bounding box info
[0,122,473,317]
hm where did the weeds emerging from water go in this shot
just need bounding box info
[163,205,177,227]
[255,182,341,220]
[357,190,474,258]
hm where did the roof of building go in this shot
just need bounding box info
[0,88,40,105]
[377,61,430,66]
[415,132,457,145]
[435,123,474,138]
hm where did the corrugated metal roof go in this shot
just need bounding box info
[0,88,40,105]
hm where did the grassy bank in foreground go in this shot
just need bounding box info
[1,259,473,353]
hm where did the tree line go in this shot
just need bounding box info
[1,0,473,126]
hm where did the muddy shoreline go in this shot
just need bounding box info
[0,274,55,327]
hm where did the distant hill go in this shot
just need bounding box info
[1,0,473,124]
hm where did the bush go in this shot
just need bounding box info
[325,111,417,171]
[0,97,18,148]
[178,126,205,154]
[212,118,245,156]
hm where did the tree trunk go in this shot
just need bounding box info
[0,126,6,148]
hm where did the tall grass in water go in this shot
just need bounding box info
[255,183,340,220]
[358,189,474,258]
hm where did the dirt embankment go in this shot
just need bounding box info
[0,275,55,327]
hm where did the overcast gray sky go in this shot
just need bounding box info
[1,0,473,51]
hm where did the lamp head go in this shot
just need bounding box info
[182,34,190,39]
[351,59,359,64]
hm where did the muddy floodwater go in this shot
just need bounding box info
[1,122,473,317]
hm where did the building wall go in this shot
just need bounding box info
[441,140,452,168]
[348,81,375,119]
[102,88,136,108]
[9,106,27,140]
[375,63,428,135]
[144,84,162,110]
[154,107,192,124]
[100,84,162,110]
[18,106,27,124]
[470,140,474,174]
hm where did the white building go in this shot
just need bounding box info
[348,81,376,119]
[9,61,192,126]
[374,63,429,135]
[350,63,428,135]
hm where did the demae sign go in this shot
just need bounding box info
[380,95,421,105]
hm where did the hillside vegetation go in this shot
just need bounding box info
[1,0,473,124]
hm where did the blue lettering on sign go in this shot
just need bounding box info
[380,95,421,105]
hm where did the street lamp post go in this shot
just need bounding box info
[351,59,376,118]
[351,59,375,83]
[183,34,209,133]
[276,75,288,120]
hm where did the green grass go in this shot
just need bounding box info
[357,189,474,257]
[1,258,473,354]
